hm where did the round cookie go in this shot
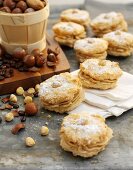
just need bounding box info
[79,59,122,90]
[74,38,108,62]
[90,12,128,37]
[39,72,84,113]
[103,30,133,57]
[52,22,86,47]
[60,112,113,158]
[60,9,90,28]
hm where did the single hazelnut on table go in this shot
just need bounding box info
[16,87,25,95]
[5,112,14,122]
[23,55,35,67]
[24,96,32,104]
[13,47,27,60]
[25,137,35,147]
[16,1,27,12]
[41,126,49,136]
[3,0,16,10]
[35,84,40,92]
[24,7,35,13]
[0,6,11,13]
[27,88,35,95]
[31,49,40,58]
[25,102,38,116]
[12,7,22,13]
[47,53,58,62]
[10,94,17,103]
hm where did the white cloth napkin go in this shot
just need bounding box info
[70,70,133,118]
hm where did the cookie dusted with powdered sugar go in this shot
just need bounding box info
[79,59,122,90]
[90,12,127,37]
[52,22,86,47]
[39,72,84,113]
[103,30,133,57]
[60,9,90,28]
[74,37,108,62]
[60,112,113,158]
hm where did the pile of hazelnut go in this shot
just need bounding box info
[0,0,46,14]
[0,44,59,81]
[0,84,50,147]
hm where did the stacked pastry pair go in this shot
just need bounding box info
[78,59,122,90]
[39,73,84,113]
[103,30,133,57]
[60,9,91,28]
[52,22,86,47]
[91,12,128,37]
[60,112,113,158]
[74,38,108,62]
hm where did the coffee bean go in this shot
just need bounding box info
[18,110,25,116]
[20,116,26,122]
[13,104,19,109]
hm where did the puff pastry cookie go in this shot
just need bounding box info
[79,59,122,90]
[39,73,84,113]
[103,30,133,57]
[74,37,108,62]
[90,12,128,37]
[52,22,86,47]
[60,9,90,28]
[60,112,113,158]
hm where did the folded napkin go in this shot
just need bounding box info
[70,70,133,118]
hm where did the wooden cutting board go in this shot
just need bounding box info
[0,35,70,95]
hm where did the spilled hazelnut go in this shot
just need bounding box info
[25,137,35,147]
[16,87,24,95]
[27,88,35,94]
[25,102,38,116]
[23,55,35,67]
[5,112,14,122]
[10,94,17,103]
[41,126,49,136]
[24,96,32,104]
[13,47,27,60]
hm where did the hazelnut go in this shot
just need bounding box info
[5,112,14,122]
[35,53,45,67]
[0,6,11,12]
[10,94,17,103]
[27,88,35,94]
[0,0,3,7]
[35,84,40,92]
[25,137,35,147]
[41,126,49,136]
[25,102,38,116]
[31,49,40,58]
[26,0,44,10]
[12,7,22,13]
[13,47,27,60]
[24,7,34,13]
[24,96,32,104]
[16,87,24,95]
[3,0,16,10]
[16,1,27,12]
[47,53,58,62]
[23,55,35,67]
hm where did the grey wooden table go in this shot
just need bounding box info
[0,2,133,170]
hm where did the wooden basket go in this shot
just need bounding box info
[0,1,49,54]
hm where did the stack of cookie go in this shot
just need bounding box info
[90,12,128,37]
[60,113,113,158]
[60,9,90,28]
[39,73,84,113]
[74,37,108,62]
[78,59,122,90]
[52,22,86,47]
[103,30,133,57]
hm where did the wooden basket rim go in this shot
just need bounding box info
[0,0,49,17]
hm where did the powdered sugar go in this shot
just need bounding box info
[82,59,121,75]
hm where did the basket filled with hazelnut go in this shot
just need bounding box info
[0,0,49,54]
